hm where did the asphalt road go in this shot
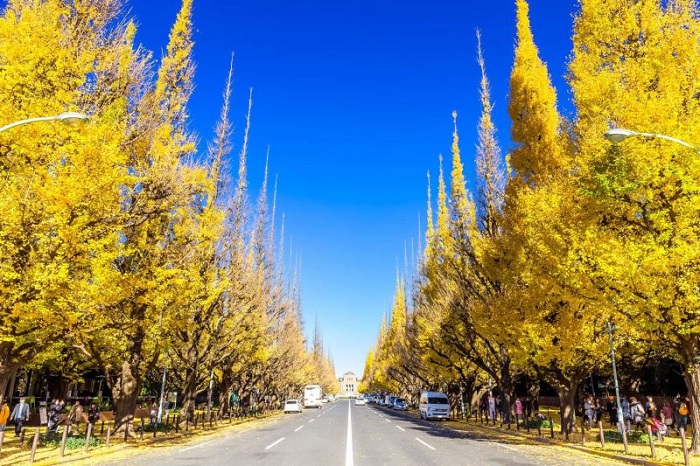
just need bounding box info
[107,401,618,465]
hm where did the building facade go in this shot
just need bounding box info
[337,371,359,398]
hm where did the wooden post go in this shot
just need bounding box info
[209,415,213,429]
[29,430,39,464]
[124,420,129,443]
[581,416,586,445]
[100,420,105,435]
[526,415,530,433]
[680,427,689,466]
[598,420,605,449]
[60,424,69,456]
[647,425,655,459]
[106,426,112,447]
[153,418,157,438]
[175,415,180,433]
[193,413,198,429]
[165,413,170,434]
[549,417,554,439]
[84,422,93,452]
[516,413,520,431]
[140,418,144,440]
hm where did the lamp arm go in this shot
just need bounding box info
[638,132,700,154]
[0,115,58,134]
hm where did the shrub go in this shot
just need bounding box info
[41,432,103,449]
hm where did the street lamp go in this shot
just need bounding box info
[0,111,88,134]
[604,322,628,453]
[604,128,700,153]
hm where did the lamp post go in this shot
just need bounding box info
[0,112,88,134]
[604,322,628,453]
[604,128,700,153]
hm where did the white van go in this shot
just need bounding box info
[419,391,450,420]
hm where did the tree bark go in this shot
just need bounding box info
[555,382,577,436]
[499,356,514,422]
[683,360,700,454]
[114,359,140,432]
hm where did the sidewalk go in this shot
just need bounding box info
[376,404,697,466]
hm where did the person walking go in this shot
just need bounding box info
[583,396,595,430]
[67,400,84,433]
[488,394,496,423]
[0,399,10,431]
[621,396,631,434]
[9,396,30,437]
[630,396,646,432]
[661,401,674,432]
[87,402,100,427]
[645,395,657,419]
[514,398,523,424]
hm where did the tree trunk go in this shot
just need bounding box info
[217,368,234,417]
[683,360,700,454]
[555,382,577,435]
[114,359,140,432]
[499,357,514,422]
[180,362,200,421]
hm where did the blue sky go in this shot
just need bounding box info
[130,0,576,378]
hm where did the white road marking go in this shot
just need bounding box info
[396,425,406,432]
[346,400,354,466]
[309,418,315,423]
[495,442,518,452]
[384,418,391,423]
[415,437,436,450]
[265,437,285,450]
[317,414,322,418]
[295,425,304,432]
[180,440,215,452]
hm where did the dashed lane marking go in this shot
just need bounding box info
[415,438,436,451]
[265,437,285,450]
[295,425,304,432]
[396,425,406,432]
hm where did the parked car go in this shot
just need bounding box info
[354,396,366,406]
[284,399,302,414]
[392,398,408,410]
[419,391,450,420]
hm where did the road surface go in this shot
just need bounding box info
[108,401,625,465]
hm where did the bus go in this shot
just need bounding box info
[303,385,323,409]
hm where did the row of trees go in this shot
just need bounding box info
[0,0,336,432]
[363,0,700,453]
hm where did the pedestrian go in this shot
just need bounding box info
[630,396,646,432]
[514,397,523,424]
[645,395,657,419]
[583,396,595,430]
[673,394,682,433]
[621,396,631,434]
[0,399,9,431]
[595,399,604,425]
[67,400,84,433]
[607,397,617,426]
[677,396,690,434]
[660,401,673,429]
[149,400,158,426]
[87,402,100,427]
[488,394,496,422]
[9,396,30,437]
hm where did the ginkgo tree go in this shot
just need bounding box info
[570,0,700,451]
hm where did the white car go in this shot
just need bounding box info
[284,399,302,413]
[354,397,366,406]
